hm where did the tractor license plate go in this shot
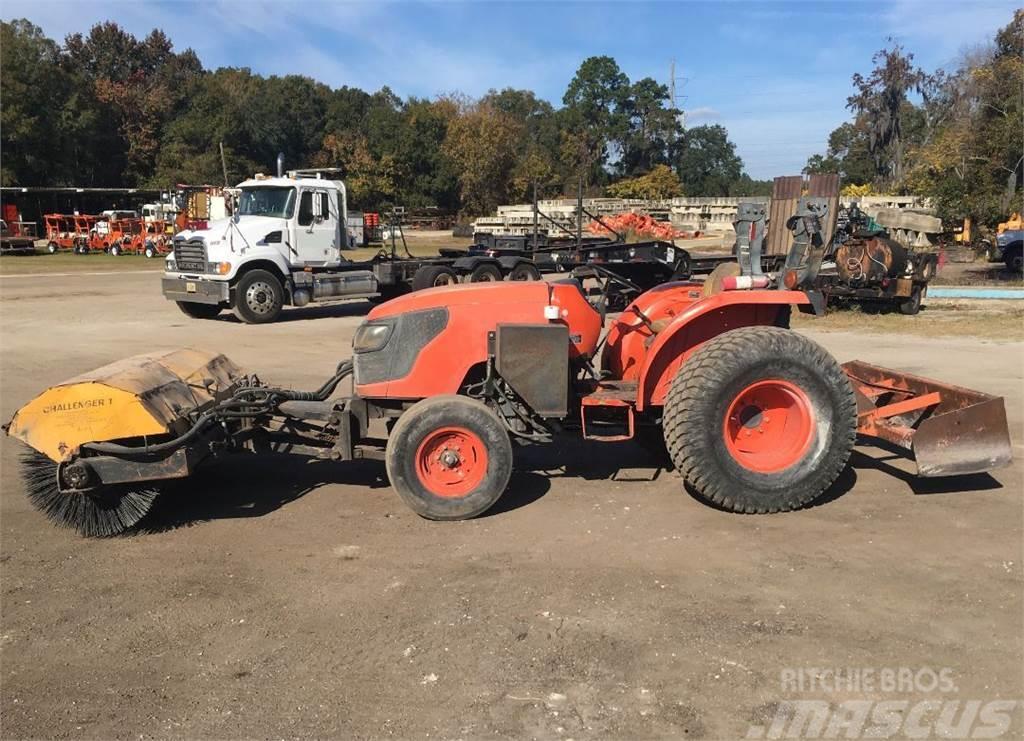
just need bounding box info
[186,282,197,293]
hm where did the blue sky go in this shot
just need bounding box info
[5,0,1017,178]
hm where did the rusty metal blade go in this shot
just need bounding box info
[843,360,1013,477]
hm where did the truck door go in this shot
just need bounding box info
[294,188,339,265]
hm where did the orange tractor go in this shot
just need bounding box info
[5,204,1013,535]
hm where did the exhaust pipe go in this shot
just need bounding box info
[276,153,284,178]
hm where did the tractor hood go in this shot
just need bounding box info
[368,282,552,321]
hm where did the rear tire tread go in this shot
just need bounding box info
[662,326,856,513]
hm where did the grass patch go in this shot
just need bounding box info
[0,247,165,275]
[793,299,1024,340]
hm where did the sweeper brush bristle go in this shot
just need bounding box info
[20,451,160,537]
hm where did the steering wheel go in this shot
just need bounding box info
[572,264,644,325]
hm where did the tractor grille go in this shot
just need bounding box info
[173,238,207,273]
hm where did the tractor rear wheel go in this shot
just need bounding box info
[385,395,512,520]
[663,326,856,513]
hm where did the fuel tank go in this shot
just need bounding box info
[835,236,909,285]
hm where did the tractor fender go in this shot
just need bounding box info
[635,290,809,411]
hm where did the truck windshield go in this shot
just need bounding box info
[238,187,296,218]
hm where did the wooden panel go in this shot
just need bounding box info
[765,176,803,255]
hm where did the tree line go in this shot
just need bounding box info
[804,10,1023,228]
[0,19,771,215]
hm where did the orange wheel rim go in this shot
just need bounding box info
[723,380,815,473]
[415,427,488,497]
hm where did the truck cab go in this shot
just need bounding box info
[162,173,376,323]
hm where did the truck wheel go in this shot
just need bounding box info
[47,241,58,254]
[177,301,222,319]
[469,263,502,282]
[663,326,856,513]
[412,265,458,291]
[234,269,284,324]
[898,286,922,315]
[508,262,542,281]
[385,395,513,520]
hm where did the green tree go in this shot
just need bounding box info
[606,164,682,199]
[0,20,70,185]
[561,56,630,180]
[443,100,523,215]
[673,125,744,196]
[803,121,875,184]
[620,77,679,176]
[847,41,931,184]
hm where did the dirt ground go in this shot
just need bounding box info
[1,268,1022,739]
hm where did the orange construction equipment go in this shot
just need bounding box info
[43,214,79,253]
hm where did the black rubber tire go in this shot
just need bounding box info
[177,301,222,319]
[1005,244,1023,273]
[385,395,513,520]
[469,263,502,282]
[47,241,58,254]
[109,244,121,257]
[663,326,856,513]
[411,265,458,291]
[233,269,284,324]
[508,262,542,281]
[898,286,922,315]
[144,242,156,258]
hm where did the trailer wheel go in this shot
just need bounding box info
[1005,243,1023,272]
[386,395,513,520]
[469,263,502,282]
[897,286,922,315]
[109,244,121,257]
[663,326,856,513]
[233,269,284,324]
[412,265,458,291]
[177,301,222,320]
[508,262,542,281]
[144,242,157,259]
[47,241,58,254]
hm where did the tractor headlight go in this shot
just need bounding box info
[353,321,394,353]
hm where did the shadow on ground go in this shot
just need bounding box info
[135,433,1006,534]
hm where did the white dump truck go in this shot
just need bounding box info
[162,166,540,323]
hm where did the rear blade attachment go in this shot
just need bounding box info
[843,360,1013,477]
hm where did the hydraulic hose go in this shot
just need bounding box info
[84,361,354,456]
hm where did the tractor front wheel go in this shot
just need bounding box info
[663,326,856,513]
[385,395,512,520]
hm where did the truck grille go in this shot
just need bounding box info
[173,238,207,273]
